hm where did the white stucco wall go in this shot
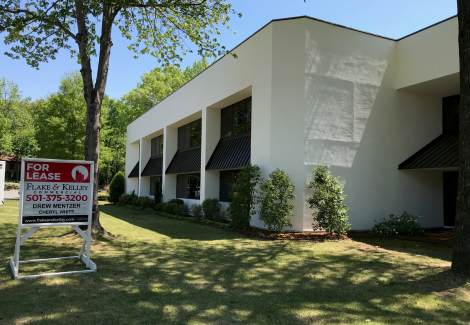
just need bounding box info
[395,17,459,89]
[300,18,444,230]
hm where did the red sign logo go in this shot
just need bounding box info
[25,162,92,183]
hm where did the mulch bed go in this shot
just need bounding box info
[233,228,349,242]
[235,227,454,245]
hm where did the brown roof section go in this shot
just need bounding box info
[0,155,15,162]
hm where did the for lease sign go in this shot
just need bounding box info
[21,159,93,226]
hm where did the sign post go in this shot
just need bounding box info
[10,158,97,279]
[0,161,5,205]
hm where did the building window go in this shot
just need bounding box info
[178,119,202,151]
[219,170,241,202]
[150,176,162,196]
[221,97,252,138]
[151,135,164,158]
[176,173,201,199]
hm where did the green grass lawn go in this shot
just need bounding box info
[0,200,469,324]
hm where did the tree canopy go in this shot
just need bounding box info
[0,77,38,161]
[36,71,87,160]
[0,1,238,68]
[122,57,210,124]
[0,0,239,234]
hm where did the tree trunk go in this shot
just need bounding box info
[452,0,470,276]
[14,158,19,182]
[75,1,116,235]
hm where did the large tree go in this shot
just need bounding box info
[36,71,87,161]
[0,77,38,181]
[453,0,470,276]
[0,1,238,235]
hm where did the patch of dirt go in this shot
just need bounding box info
[234,228,454,245]
[233,228,348,242]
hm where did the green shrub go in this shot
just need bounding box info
[109,171,125,203]
[4,182,20,190]
[191,203,204,219]
[259,169,296,233]
[164,203,178,215]
[167,198,185,205]
[174,204,189,216]
[135,196,155,210]
[227,164,262,229]
[202,198,221,220]
[372,212,424,237]
[98,192,109,201]
[130,192,140,206]
[307,165,351,236]
[118,191,138,206]
[154,179,163,204]
[155,202,167,212]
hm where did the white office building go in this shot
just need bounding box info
[126,15,460,231]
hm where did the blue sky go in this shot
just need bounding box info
[0,0,457,101]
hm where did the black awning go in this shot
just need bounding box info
[398,133,459,169]
[141,157,163,176]
[128,161,139,178]
[166,147,201,174]
[206,134,251,170]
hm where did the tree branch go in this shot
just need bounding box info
[0,5,78,43]
[125,0,207,9]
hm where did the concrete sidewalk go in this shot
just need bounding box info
[4,190,19,200]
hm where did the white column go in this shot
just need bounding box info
[139,138,152,197]
[125,141,139,194]
[163,126,178,201]
[201,107,221,201]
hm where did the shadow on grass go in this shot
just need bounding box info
[352,237,453,262]
[100,204,246,241]
[0,204,468,324]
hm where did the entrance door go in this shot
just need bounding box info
[443,171,458,227]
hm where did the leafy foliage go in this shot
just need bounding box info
[118,191,138,206]
[372,212,424,237]
[109,172,125,203]
[227,164,262,229]
[191,203,204,220]
[99,98,127,186]
[307,165,351,236]
[259,169,296,233]
[202,198,222,220]
[35,71,87,160]
[98,193,109,201]
[167,198,185,205]
[0,1,239,68]
[122,58,210,122]
[4,182,19,190]
[164,203,178,215]
[135,196,155,210]
[174,204,189,216]
[0,77,38,179]
[155,202,167,212]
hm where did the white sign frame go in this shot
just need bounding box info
[10,158,97,280]
[0,161,5,205]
